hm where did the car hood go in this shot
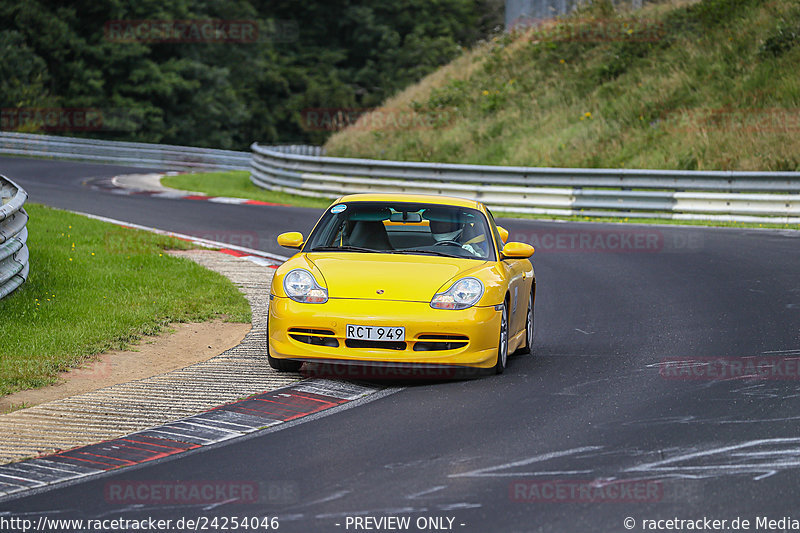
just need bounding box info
[306,252,490,302]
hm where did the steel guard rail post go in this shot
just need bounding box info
[249,143,800,224]
[0,175,29,300]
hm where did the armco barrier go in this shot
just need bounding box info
[250,143,800,224]
[0,132,324,172]
[1,132,795,223]
[0,131,248,171]
[0,176,29,300]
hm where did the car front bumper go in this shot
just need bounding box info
[269,296,502,369]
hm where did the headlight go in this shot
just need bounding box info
[431,277,484,310]
[283,269,328,304]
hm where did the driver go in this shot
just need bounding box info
[430,218,464,243]
[429,211,486,257]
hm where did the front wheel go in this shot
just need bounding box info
[515,290,535,355]
[494,301,509,374]
[268,354,303,372]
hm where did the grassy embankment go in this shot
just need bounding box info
[164,0,800,230]
[326,0,800,171]
[0,204,250,403]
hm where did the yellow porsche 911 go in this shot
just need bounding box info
[267,193,535,375]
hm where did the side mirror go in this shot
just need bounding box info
[277,231,304,249]
[501,242,534,259]
[497,226,509,244]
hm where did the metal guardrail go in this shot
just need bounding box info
[1,133,795,223]
[0,176,29,300]
[250,143,800,224]
[267,145,326,157]
[0,132,326,172]
[0,132,250,172]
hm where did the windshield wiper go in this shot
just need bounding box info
[392,248,461,258]
[310,245,380,253]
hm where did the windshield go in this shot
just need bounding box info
[304,201,496,261]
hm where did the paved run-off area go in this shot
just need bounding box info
[0,250,302,464]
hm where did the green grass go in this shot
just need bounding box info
[162,171,332,209]
[324,0,800,172]
[0,204,251,398]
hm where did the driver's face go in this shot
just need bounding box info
[430,220,463,241]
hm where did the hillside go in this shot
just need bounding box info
[325,0,800,171]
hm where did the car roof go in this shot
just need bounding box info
[334,193,483,210]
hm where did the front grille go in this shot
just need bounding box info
[413,334,469,352]
[289,328,339,347]
[345,339,407,350]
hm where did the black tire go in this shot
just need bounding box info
[515,290,535,355]
[268,354,303,372]
[266,310,303,372]
[494,301,509,374]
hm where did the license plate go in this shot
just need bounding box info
[346,324,405,341]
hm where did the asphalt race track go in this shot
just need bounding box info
[2,155,800,532]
